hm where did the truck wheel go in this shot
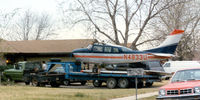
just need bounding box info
[81,81,87,85]
[32,78,39,86]
[118,78,129,88]
[107,78,117,89]
[50,82,60,87]
[6,77,12,82]
[63,80,70,86]
[145,82,153,87]
[25,82,30,85]
[93,80,102,87]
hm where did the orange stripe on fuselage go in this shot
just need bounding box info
[74,55,123,59]
[148,55,171,59]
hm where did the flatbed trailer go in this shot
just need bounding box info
[30,61,162,89]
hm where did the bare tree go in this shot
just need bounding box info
[149,0,200,60]
[14,9,56,40]
[59,0,184,50]
[0,9,18,40]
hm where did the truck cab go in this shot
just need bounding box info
[3,61,26,81]
[3,61,42,83]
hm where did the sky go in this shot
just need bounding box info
[0,0,88,40]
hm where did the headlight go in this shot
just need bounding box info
[194,87,200,93]
[159,89,166,96]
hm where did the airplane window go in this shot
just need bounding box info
[121,47,132,52]
[113,48,119,53]
[87,45,92,50]
[104,47,112,53]
[93,46,103,52]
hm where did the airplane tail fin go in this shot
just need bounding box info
[145,29,184,54]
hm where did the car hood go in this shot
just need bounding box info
[160,80,200,90]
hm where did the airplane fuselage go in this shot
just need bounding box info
[73,43,171,64]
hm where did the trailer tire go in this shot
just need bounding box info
[93,80,102,87]
[137,81,144,88]
[50,82,60,87]
[63,80,70,86]
[145,82,153,87]
[118,78,129,88]
[107,78,117,89]
[81,81,87,85]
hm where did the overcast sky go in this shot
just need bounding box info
[0,0,88,40]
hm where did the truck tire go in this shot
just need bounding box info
[31,78,39,86]
[63,80,70,86]
[145,82,153,87]
[93,80,102,87]
[118,78,129,88]
[6,77,12,82]
[25,82,30,85]
[81,81,87,85]
[107,78,117,89]
[50,82,60,87]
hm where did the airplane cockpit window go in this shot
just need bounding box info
[121,47,132,52]
[113,47,119,53]
[87,45,92,50]
[104,46,112,53]
[93,45,103,52]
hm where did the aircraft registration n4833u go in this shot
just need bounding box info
[72,29,184,64]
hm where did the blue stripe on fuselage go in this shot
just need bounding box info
[144,43,178,54]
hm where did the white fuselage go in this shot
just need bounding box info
[74,53,170,64]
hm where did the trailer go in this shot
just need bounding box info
[28,61,163,89]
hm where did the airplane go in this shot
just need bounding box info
[72,29,184,64]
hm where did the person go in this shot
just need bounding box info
[42,61,47,70]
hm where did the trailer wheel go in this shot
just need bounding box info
[107,78,117,89]
[137,81,144,88]
[118,78,129,88]
[63,80,70,86]
[145,82,153,87]
[93,80,102,87]
[50,82,60,87]
[81,81,87,85]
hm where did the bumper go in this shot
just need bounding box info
[157,94,200,100]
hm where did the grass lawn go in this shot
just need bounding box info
[0,80,169,100]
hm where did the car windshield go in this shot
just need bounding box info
[171,69,200,82]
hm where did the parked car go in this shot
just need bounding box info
[157,68,200,100]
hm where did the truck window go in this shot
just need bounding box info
[163,63,170,67]
[16,63,23,70]
[93,45,103,52]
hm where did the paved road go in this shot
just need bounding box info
[111,91,158,100]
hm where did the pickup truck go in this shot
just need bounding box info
[3,61,42,84]
[157,68,200,100]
